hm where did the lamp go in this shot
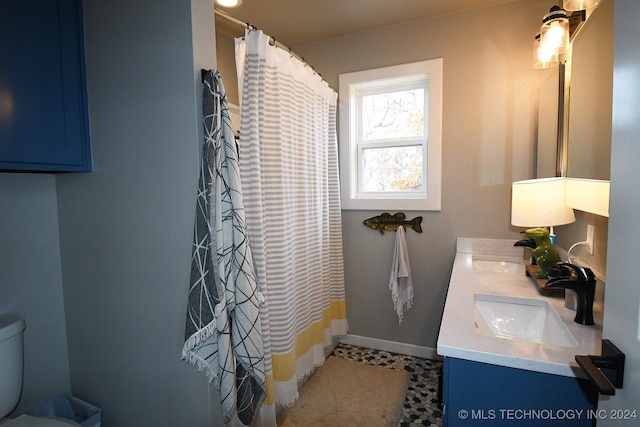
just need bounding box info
[566,178,610,217]
[533,33,559,69]
[215,0,242,7]
[540,7,570,55]
[532,7,585,69]
[563,0,602,11]
[511,178,576,243]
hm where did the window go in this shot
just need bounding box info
[339,59,442,211]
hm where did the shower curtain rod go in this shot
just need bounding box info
[214,8,312,72]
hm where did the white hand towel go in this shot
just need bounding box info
[389,226,414,324]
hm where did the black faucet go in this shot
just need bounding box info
[545,263,596,325]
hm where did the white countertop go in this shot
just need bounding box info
[437,238,603,378]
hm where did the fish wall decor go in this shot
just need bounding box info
[363,212,422,234]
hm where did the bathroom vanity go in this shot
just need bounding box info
[437,238,602,426]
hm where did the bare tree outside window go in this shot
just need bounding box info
[362,146,423,191]
[362,89,424,140]
[361,89,425,192]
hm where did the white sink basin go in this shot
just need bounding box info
[474,294,578,347]
[472,256,524,274]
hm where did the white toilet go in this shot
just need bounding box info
[0,314,80,427]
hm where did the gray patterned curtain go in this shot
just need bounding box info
[182,70,265,425]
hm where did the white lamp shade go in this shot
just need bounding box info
[563,0,602,11]
[566,178,610,217]
[511,178,576,227]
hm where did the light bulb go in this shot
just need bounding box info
[563,0,602,11]
[540,8,570,55]
[216,0,242,7]
[533,34,558,69]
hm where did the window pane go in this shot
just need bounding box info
[362,145,423,192]
[361,89,424,140]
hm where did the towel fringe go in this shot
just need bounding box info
[182,321,220,384]
[182,320,216,355]
[396,297,414,325]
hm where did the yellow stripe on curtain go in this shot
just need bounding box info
[263,373,275,405]
[262,299,346,405]
[270,299,347,384]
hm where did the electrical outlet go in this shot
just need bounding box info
[586,224,595,256]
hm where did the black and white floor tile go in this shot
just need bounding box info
[330,343,443,426]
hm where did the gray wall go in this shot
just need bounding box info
[54,0,220,425]
[287,0,557,348]
[599,0,640,420]
[0,174,71,414]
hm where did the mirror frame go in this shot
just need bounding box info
[556,61,569,178]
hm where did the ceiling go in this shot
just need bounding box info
[215,0,518,46]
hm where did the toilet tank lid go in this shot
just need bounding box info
[0,314,25,342]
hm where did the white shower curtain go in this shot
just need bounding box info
[235,29,348,422]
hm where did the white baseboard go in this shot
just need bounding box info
[339,334,442,360]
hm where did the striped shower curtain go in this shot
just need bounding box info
[235,29,348,421]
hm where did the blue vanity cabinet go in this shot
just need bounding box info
[442,357,598,426]
[0,0,92,172]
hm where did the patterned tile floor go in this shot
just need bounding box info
[330,343,443,427]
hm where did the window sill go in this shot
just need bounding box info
[341,197,441,211]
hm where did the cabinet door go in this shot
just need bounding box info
[0,0,91,172]
[443,357,598,426]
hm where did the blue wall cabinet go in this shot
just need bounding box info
[442,357,598,426]
[0,0,92,172]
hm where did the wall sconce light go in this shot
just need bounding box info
[540,6,570,56]
[563,0,602,11]
[215,0,242,8]
[511,178,576,242]
[532,6,586,69]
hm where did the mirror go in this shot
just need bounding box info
[566,0,613,180]
[536,0,613,181]
[536,63,567,178]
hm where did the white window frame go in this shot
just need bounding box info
[339,59,442,211]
